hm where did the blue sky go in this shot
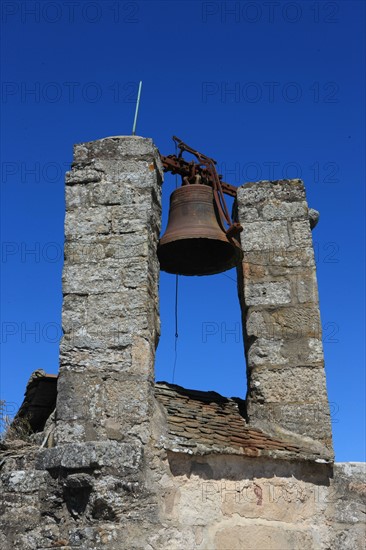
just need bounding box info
[0,0,365,461]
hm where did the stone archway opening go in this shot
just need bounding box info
[154,165,247,399]
[155,269,247,399]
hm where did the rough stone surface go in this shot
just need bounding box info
[57,136,162,446]
[152,453,365,550]
[1,149,364,549]
[246,305,322,340]
[235,179,333,449]
[154,383,331,462]
[244,281,292,306]
[0,136,163,550]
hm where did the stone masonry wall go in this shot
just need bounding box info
[235,180,333,453]
[0,136,165,549]
[1,147,364,550]
[57,136,162,446]
[151,452,365,550]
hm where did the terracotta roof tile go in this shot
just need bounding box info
[12,373,329,462]
[155,382,325,461]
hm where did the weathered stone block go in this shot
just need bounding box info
[214,523,313,550]
[269,246,315,268]
[242,261,268,279]
[270,179,306,202]
[243,247,315,269]
[62,261,122,293]
[236,205,259,221]
[73,136,161,163]
[237,179,306,208]
[290,219,313,247]
[60,347,132,372]
[64,204,159,240]
[60,329,133,353]
[240,220,290,251]
[262,200,308,221]
[1,471,52,493]
[61,294,87,331]
[247,335,324,369]
[64,234,149,264]
[90,181,155,208]
[65,207,112,237]
[247,338,286,367]
[86,291,151,321]
[220,477,318,523]
[60,339,157,402]
[65,174,159,211]
[110,205,159,234]
[248,366,328,402]
[246,306,322,340]
[327,526,366,550]
[293,270,319,304]
[61,293,154,339]
[0,505,42,544]
[237,181,272,206]
[56,368,152,420]
[65,167,102,185]
[246,401,332,443]
[325,463,366,524]
[244,281,292,306]
[98,159,163,189]
[36,441,142,474]
[62,258,154,294]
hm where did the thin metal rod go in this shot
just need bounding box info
[132,81,142,135]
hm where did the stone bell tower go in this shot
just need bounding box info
[0,136,364,550]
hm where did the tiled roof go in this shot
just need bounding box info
[14,371,58,433]
[155,382,324,461]
[12,373,327,461]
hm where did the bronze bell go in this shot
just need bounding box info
[157,184,243,276]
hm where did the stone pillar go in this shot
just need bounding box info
[235,179,333,452]
[56,136,162,445]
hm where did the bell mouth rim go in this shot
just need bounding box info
[157,237,243,276]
